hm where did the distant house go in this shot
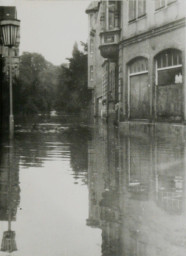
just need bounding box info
[86,0,186,123]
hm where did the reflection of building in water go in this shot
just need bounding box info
[119,127,186,256]
[69,127,90,185]
[126,136,152,201]
[87,123,186,256]
[87,124,106,228]
[87,122,122,256]
[0,143,20,252]
[156,174,184,214]
[154,138,184,215]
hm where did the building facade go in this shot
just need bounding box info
[86,0,186,123]
[87,121,186,256]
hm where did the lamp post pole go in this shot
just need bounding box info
[8,47,14,139]
[0,19,20,139]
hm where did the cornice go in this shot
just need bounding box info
[120,18,186,48]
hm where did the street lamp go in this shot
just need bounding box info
[0,19,20,138]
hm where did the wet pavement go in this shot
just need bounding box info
[0,121,186,256]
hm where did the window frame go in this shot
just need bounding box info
[155,0,177,11]
[108,0,115,30]
[89,38,94,55]
[155,50,182,86]
[129,0,146,23]
[129,57,148,77]
[90,65,94,81]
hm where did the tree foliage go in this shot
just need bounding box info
[14,52,58,115]
[55,42,91,113]
[1,41,91,125]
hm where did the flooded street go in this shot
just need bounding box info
[0,121,186,256]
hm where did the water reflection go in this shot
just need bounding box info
[87,122,186,256]
[0,123,185,255]
[0,127,96,256]
[0,142,20,253]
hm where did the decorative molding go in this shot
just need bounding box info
[120,18,186,48]
[100,28,121,37]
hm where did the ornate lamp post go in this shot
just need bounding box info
[0,19,20,138]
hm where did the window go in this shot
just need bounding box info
[90,65,94,81]
[129,0,146,22]
[90,13,94,27]
[129,57,148,75]
[102,62,109,100]
[155,0,165,10]
[156,49,182,86]
[90,38,94,54]
[155,0,177,10]
[108,1,115,29]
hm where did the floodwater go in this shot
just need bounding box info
[0,121,186,256]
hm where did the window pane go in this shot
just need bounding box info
[155,0,165,10]
[158,67,182,85]
[168,53,172,66]
[129,58,148,74]
[157,57,161,68]
[162,54,166,67]
[157,50,182,68]
[129,0,136,21]
[173,53,178,66]
[90,38,94,53]
[133,64,137,73]
[90,66,93,80]
[138,0,146,17]
[90,14,93,27]
[108,3,115,29]
[178,53,182,65]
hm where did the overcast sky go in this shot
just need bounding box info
[0,0,91,65]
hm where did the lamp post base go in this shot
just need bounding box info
[9,115,14,139]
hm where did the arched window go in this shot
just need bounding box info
[155,49,182,86]
[129,57,148,75]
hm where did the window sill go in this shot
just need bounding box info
[128,14,147,24]
[155,6,165,12]
[157,83,183,86]
[155,1,177,13]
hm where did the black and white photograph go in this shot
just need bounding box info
[0,0,186,255]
